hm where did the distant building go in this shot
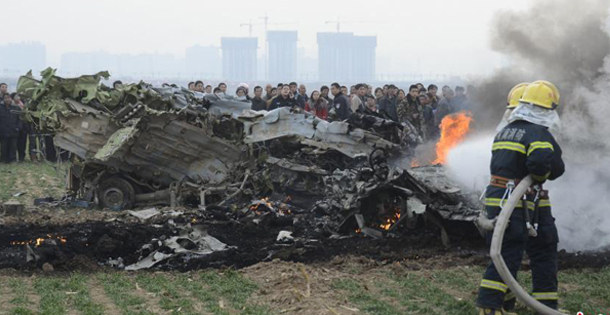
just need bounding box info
[221,37,258,81]
[317,32,376,82]
[185,45,221,79]
[0,42,46,75]
[267,31,297,82]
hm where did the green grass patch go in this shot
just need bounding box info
[97,273,154,315]
[65,274,105,315]
[135,272,198,315]
[0,161,66,203]
[7,278,36,314]
[174,270,271,315]
[332,278,402,315]
[33,277,68,315]
[559,267,610,314]
[29,274,104,315]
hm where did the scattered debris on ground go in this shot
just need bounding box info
[1,70,606,273]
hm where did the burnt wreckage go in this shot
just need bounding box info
[16,70,481,251]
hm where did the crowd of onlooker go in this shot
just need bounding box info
[0,82,64,163]
[0,79,473,163]
[186,80,473,142]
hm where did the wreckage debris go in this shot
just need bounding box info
[7,70,491,270]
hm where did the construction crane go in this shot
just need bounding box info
[240,20,255,37]
[241,16,295,37]
[325,18,376,32]
[247,13,297,80]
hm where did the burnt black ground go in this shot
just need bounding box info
[0,212,607,272]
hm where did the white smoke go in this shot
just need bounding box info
[446,134,610,252]
[444,1,610,252]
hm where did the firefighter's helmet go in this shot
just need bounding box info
[520,80,560,110]
[507,83,529,109]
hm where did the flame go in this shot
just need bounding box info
[432,112,473,165]
[249,197,292,216]
[410,159,421,168]
[249,197,272,215]
[11,234,67,247]
[379,208,401,230]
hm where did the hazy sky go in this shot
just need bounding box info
[3,0,532,76]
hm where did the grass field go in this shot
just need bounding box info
[0,264,608,315]
[0,162,608,314]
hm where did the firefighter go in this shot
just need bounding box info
[476,80,565,315]
[496,82,529,131]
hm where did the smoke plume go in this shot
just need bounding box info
[447,0,610,251]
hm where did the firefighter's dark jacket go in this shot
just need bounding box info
[490,120,564,183]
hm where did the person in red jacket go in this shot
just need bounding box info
[305,90,328,120]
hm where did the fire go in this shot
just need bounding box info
[432,112,473,164]
[11,234,67,247]
[249,197,292,216]
[249,197,273,215]
[410,159,421,168]
[379,208,401,231]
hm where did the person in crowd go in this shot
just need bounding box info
[362,95,380,117]
[374,87,384,100]
[205,85,212,93]
[218,82,227,94]
[213,87,224,99]
[112,80,123,89]
[427,84,440,109]
[419,93,437,139]
[453,86,469,111]
[320,85,332,102]
[419,87,427,96]
[0,93,21,163]
[349,85,357,101]
[187,82,195,91]
[269,85,296,110]
[350,83,366,113]
[435,86,454,126]
[195,81,204,92]
[13,94,31,162]
[340,85,349,96]
[330,82,351,121]
[251,86,266,111]
[237,83,251,100]
[398,84,426,139]
[18,94,40,161]
[305,90,328,120]
[397,89,406,103]
[264,84,273,101]
[235,87,248,101]
[378,84,398,121]
[296,84,308,109]
[415,83,424,90]
[382,84,389,95]
[288,82,298,99]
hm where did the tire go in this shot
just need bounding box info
[97,176,135,210]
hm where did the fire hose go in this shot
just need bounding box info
[490,175,566,315]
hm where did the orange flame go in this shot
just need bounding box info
[249,197,292,216]
[432,112,473,165]
[379,208,401,230]
[410,159,421,168]
[10,234,67,247]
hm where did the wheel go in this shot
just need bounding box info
[97,176,135,210]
